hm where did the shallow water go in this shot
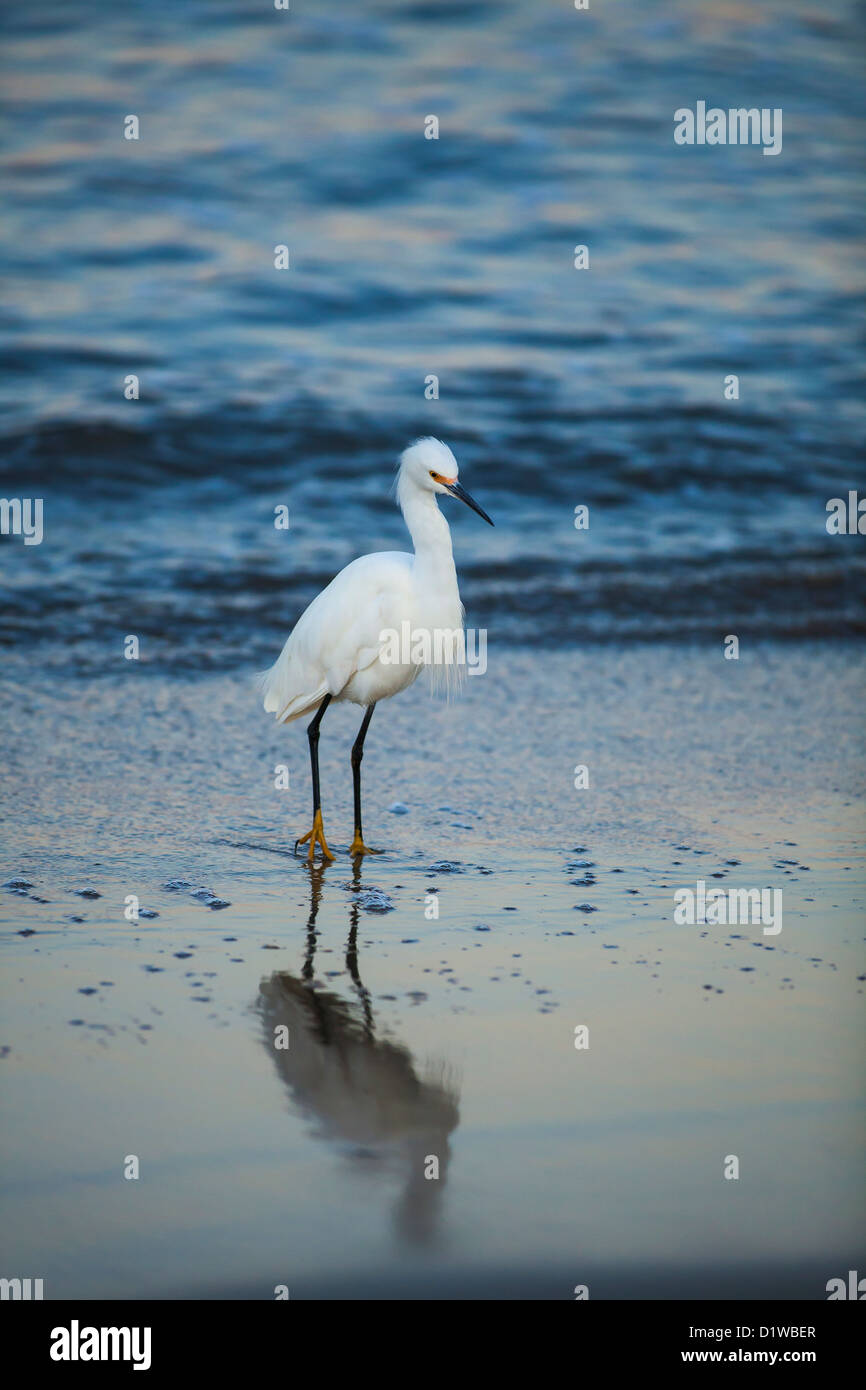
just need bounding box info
[1,644,863,1297]
[1,0,863,1301]
[1,0,865,668]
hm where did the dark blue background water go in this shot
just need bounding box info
[1,0,864,670]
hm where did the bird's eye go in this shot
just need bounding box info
[429,470,437,478]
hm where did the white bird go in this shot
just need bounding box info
[260,438,494,861]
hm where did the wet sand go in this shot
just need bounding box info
[1,642,863,1298]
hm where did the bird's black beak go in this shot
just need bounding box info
[445,480,495,526]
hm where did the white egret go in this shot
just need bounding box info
[260,438,494,861]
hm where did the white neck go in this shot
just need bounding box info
[399,485,457,585]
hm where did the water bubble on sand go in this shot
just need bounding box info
[428,861,463,874]
[356,887,394,913]
[75,889,102,899]
[574,903,598,913]
[473,924,491,932]
[163,880,193,891]
[17,929,36,937]
[3,878,34,890]
[388,802,409,815]
[189,887,230,909]
[139,908,159,919]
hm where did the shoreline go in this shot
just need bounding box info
[1,639,863,1299]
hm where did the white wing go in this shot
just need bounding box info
[260,551,415,723]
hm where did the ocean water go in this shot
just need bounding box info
[1,0,864,669]
[1,0,865,1304]
[1,643,864,1299]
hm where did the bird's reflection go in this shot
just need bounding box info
[256,860,460,1246]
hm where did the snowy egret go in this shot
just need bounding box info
[260,438,494,861]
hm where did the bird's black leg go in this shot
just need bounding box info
[294,694,334,861]
[349,703,380,856]
[307,694,331,819]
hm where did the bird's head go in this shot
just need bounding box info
[397,437,494,525]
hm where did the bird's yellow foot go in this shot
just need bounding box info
[294,809,335,863]
[349,832,382,857]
